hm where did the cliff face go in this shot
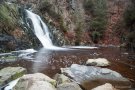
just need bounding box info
[103,0,130,45]
[38,0,86,45]
[36,0,131,45]
[0,0,132,52]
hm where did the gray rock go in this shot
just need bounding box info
[54,74,71,85]
[57,82,82,90]
[0,67,26,86]
[61,64,131,90]
[0,55,17,62]
[13,73,56,90]
[86,58,110,67]
[92,83,117,90]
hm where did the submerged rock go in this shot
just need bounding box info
[61,64,131,90]
[86,58,110,67]
[57,82,82,90]
[0,67,26,86]
[13,73,56,90]
[92,83,117,90]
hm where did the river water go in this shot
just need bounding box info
[0,46,135,88]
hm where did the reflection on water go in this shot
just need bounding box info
[0,47,135,88]
[32,48,53,72]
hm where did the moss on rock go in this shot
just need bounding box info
[0,67,27,86]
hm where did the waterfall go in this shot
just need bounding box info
[26,10,53,48]
[25,10,97,50]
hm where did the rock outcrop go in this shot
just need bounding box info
[61,64,131,90]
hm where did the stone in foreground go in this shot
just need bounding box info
[86,58,110,66]
[61,64,131,90]
[92,83,117,90]
[0,67,26,87]
[13,73,56,90]
[57,82,82,90]
[54,74,71,85]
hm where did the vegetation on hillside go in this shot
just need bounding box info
[124,0,135,51]
[84,0,107,43]
[0,2,18,34]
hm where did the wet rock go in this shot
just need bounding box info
[61,64,131,90]
[0,55,17,63]
[14,80,56,90]
[54,74,71,85]
[92,83,117,90]
[57,82,82,90]
[0,67,26,86]
[86,58,110,67]
[13,73,56,90]
[0,34,16,51]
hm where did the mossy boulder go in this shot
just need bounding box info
[13,73,56,90]
[0,67,27,86]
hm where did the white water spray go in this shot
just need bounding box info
[26,10,53,48]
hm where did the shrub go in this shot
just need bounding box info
[83,0,94,12]
[39,1,52,13]
[39,1,61,21]
[91,31,102,43]
[124,5,135,31]
[75,22,83,45]
[59,18,68,33]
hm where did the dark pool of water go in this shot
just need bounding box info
[0,47,135,89]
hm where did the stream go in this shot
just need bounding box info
[0,46,135,88]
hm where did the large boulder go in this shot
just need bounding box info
[86,58,110,67]
[57,82,82,90]
[0,67,26,86]
[92,83,117,90]
[13,73,56,90]
[61,64,131,90]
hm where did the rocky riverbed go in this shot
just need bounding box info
[0,64,132,90]
[0,47,135,90]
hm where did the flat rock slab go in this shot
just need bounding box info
[0,67,26,87]
[86,58,110,67]
[61,64,131,90]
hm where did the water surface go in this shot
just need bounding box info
[0,47,135,88]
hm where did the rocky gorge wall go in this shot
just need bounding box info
[0,0,133,52]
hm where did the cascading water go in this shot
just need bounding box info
[26,10,54,49]
[25,10,97,73]
[25,10,97,50]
